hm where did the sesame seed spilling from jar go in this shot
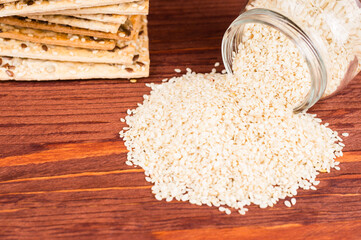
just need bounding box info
[120,4,347,216]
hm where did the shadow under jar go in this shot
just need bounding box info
[222,0,361,113]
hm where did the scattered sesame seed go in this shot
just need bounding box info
[313,181,320,186]
[284,201,292,208]
[225,209,231,215]
[260,203,268,209]
[238,210,246,215]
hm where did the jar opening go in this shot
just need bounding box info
[222,8,328,113]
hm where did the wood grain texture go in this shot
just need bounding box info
[0,0,360,239]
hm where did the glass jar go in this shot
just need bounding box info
[222,0,361,113]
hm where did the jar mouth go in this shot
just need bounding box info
[221,8,328,113]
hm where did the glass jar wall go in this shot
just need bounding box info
[222,0,361,112]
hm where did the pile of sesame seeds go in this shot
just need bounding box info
[120,24,347,215]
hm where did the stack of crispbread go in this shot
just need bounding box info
[0,0,149,80]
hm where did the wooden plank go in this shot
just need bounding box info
[0,0,360,239]
[153,221,361,240]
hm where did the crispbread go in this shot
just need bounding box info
[26,15,122,34]
[69,14,128,24]
[0,0,138,17]
[0,0,17,3]
[0,25,149,80]
[0,18,147,64]
[0,57,149,80]
[0,16,141,40]
[0,23,116,50]
[35,1,149,16]
[0,37,136,64]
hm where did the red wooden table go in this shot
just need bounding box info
[0,0,360,239]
